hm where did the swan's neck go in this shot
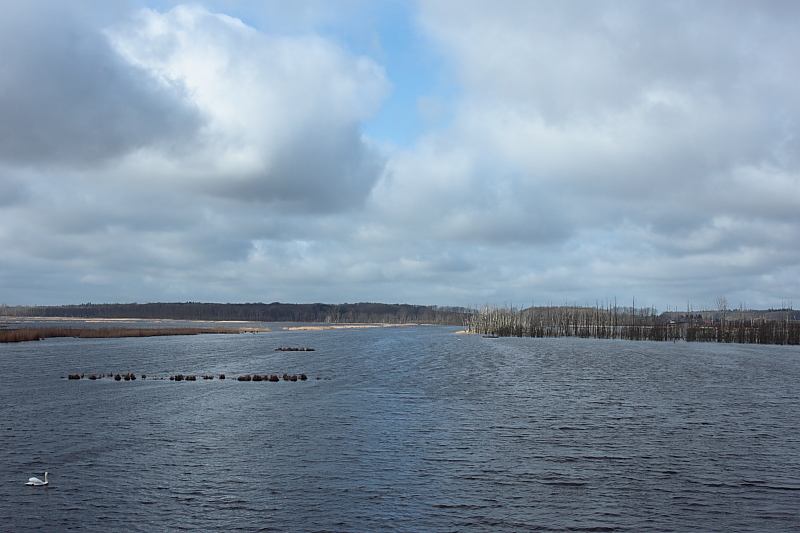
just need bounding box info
[44,473,48,483]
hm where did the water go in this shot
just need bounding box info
[1,325,798,532]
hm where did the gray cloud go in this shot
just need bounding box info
[0,2,204,167]
[360,0,800,305]
[1,2,798,310]
[215,124,385,212]
[0,167,27,207]
[105,4,390,212]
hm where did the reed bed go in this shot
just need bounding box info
[0,326,244,343]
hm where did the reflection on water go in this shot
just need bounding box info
[1,325,798,531]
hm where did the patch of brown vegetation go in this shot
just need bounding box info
[0,326,250,343]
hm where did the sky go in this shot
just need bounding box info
[1,0,799,311]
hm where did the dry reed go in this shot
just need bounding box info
[0,326,244,343]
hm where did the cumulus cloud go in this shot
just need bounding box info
[416,0,800,210]
[0,2,203,167]
[1,1,798,309]
[0,3,393,304]
[107,4,389,210]
[358,0,800,304]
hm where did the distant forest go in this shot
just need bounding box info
[2,300,798,345]
[0,302,468,325]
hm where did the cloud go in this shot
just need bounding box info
[0,2,204,167]
[416,9,796,220]
[0,3,394,305]
[354,0,800,305]
[369,137,573,246]
[106,4,390,211]
[1,1,798,309]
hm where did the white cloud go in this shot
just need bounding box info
[106,4,390,210]
[0,2,203,167]
[359,0,800,306]
[0,1,798,309]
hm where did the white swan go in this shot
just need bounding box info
[25,472,49,486]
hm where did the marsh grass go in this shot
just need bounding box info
[0,326,244,343]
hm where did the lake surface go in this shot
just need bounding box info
[1,325,798,532]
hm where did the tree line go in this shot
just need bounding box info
[464,302,799,345]
[3,300,797,344]
[0,302,468,325]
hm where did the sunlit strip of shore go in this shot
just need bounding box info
[284,324,418,331]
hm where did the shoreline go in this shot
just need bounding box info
[285,323,418,331]
[0,326,268,344]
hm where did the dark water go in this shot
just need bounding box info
[1,325,798,532]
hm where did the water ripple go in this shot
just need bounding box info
[1,328,799,531]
